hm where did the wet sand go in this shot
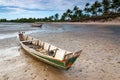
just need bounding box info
[0,23,120,80]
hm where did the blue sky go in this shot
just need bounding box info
[0,0,99,20]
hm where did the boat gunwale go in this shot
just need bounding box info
[20,37,80,61]
[18,33,82,69]
[20,41,67,62]
[20,42,70,69]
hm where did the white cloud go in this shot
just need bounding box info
[0,0,100,19]
[4,7,25,14]
[0,0,94,11]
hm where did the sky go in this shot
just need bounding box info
[0,0,99,20]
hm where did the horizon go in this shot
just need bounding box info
[0,0,100,20]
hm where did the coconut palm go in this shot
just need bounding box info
[102,0,110,14]
[110,3,115,12]
[61,13,67,21]
[92,1,102,16]
[84,3,91,15]
[98,8,103,15]
[66,9,73,20]
[96,1,102,15]
[112,0,120,13]
[90,4,96,16]
[72,6,83,20]
[54,13,59,21]
[48,16,54,21]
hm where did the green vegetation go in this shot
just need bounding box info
[0,0,120,22]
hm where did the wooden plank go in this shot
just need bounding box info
[44,42,50,51]
[55,49,66,60]
[49,45,57,51]
[27,36,33,41]
[65,51,73,55]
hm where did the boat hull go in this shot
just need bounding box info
[21,43,72,69]
[18,33,81,70]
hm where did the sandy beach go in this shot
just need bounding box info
[0,22,120,80]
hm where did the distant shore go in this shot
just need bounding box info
[48,21,120,25]
[38,16,120,25]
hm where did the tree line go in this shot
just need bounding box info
[0,0,120,22]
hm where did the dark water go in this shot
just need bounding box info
[61,24,120,37]
[62,24,120,33]
[106,26,120,35]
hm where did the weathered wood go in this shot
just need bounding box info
[18,32,82,69]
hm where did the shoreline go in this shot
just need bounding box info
[1,20,120,25]
[48,21,120,25]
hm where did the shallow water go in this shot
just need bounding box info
[0,23,63,40]
[0,22,120,80]
[0,22,120,40]
[0,22,120,57]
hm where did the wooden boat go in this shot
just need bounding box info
[18,32,82,70]
[31,23,43,28]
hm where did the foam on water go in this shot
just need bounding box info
[0,33,17,40]
[0,28,64,40]
[0,23,91,40]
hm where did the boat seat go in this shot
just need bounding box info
[65,51,73,55]
[27,36,33,41]
[31,39,38,45]
[40,50,47,54]
[22,41,32,45]
[23,36,28,40]
[44,42,50,51]
[49,45,57,51]
[38,40,42,45]
[55,49,66,60]
[39,41,44,49]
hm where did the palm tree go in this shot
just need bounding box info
[86,3,90,7]
[96,1,102,15]
[118,8,120,13]
[44,17,49,22]
[61,13,67,21]
[84,3,90,15]
[110,3,115,12]
[72,6,81,20]
[73,6,79,11]
[90,4,96,16]
[102,0,110,14]
[54,13,59,21]
[48,16,54,21]
[66,9,72,14]
[112,0,120,13]
[66,9,72,20]
[98,8,103,15]
[51,16,54,21]
[76,9,82,19]
[92,1,102,16]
